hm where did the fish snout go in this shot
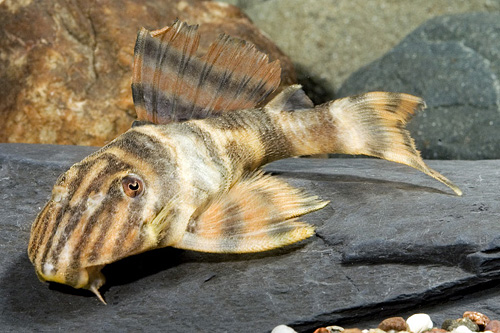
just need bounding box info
[34,262,106,302]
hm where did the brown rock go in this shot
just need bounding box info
[0,0,296,146]
[378,317,408,332]
[463,311,490,330]
[485,320,500,333]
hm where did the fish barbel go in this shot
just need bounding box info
[27,20,462,303]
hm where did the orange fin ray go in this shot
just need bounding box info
[172,171,328,253]
[132,20,281,124]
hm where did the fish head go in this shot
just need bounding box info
[27,131,179,302]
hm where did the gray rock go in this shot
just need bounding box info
[219,0,500,103]
[1,143,500,332]
[338,13,500,160]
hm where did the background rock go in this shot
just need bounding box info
[221,0,500,103]
[338,13,500,160]
[3,1,500,160]
[0,0,295,146]
[1,143,500,332]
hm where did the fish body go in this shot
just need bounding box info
[28,20,461,303]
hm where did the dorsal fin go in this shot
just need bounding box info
[265,84,314,111]
[132,20,282,124]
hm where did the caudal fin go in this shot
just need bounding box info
[327,92,462,196]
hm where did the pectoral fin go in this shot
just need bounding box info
[172,171,328,253]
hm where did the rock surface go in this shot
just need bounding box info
[1,143,500,332]
[338,13,500,160]
[221,0,500,102]
[0,0,295,146]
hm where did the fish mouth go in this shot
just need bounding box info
[35,264,107,304]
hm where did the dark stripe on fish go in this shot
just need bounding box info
[70,179,122,267]
[47,155,133,268]
[28,202,55,260]
[117,129,174,166]
[111,198,147,258]
[182,122,229,176]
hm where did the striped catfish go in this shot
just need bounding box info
[28,20,462,304]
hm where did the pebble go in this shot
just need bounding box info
[443,318,479,332]
[378,317,409,332]
[428,329,448,333]
[452,325,474,333]
[407,313,434,333]
[309,312,498,333]
[464,311,491,330]
[344,329,363,333]
[314,328,330,333]
[367,329,387,333]
[313,326,347,333]
[485,320,500,333]
[272,325,297,333]
[443,319,455,330]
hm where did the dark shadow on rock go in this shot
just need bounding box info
[1,241,310,325]
[295,63,336,105]
[340,241,478,267]
[99,247,185,290]
[1,250,188,325]
[0,254,99,327]
[270,171,452,196]
[101,242,307,289]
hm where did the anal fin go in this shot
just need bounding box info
[173,171,328,253]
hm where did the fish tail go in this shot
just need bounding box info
[273,90,462,195]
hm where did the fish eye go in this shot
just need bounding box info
[121,174,144,198]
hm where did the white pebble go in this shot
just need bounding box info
[406,313,433,333]
[271,325,297,333]
[452,326,473,333]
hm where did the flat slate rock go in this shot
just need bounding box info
[1,143,499,332]
[338,13,500,160]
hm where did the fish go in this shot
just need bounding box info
[27,20,462,304]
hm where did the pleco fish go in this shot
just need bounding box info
[28,20,462,304]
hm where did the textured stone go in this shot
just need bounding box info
[485,320,500,333]
[314,328,331,333]
[0,0,295,146]
[344,329,363,333]
[445,319,479,332]
[407,314,433,333]
[221,0,500,102]
[273,325,298,333]
[378,317,408,332]
[428,329,448,333]
[1,143,500,332]
[452,327,474,333]
[338,13,500,159]
[463,311,490,330]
